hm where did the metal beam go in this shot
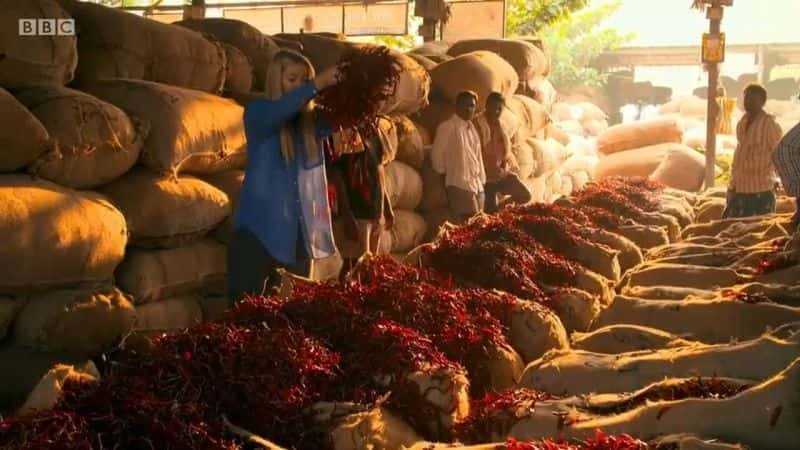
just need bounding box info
[593,42,800,69]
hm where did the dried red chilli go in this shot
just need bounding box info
[498,430,647,450]
[455,388,554,444]
[315,46,401,134]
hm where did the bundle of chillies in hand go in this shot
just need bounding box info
[315,45,401,138]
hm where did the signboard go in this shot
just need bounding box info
[282,5,343,34]
[344,2,407,36]
[442,0,504,42]
[702,32,726,63]
[223,7,283,34]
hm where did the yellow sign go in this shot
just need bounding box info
[702,32,726,63]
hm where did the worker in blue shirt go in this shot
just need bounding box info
[228,49,342,301]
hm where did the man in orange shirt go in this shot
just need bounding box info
[473,92,532,213]
[723,85,783,219]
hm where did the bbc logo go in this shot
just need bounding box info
[19,19,75,36]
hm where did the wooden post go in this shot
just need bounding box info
[183,0,205,20]
[704,1,724,190]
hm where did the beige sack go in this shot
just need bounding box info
[275,33,362,73]
[650,144,706,192]
[386,161,423,210]
[696,198,726,223]
[594,144,668,180]
[572,325,697,354]
[407,53,437,71]
[327,406,422,450]
[507,95,550,141]
[0,87,53,172]
[413,97,456,139]
[549,288,602,333]
[83,79,247,176]
[17,362,99,416]
[626,264,740,290]
[60,0,225,93]
[393,116,426,169]
[221,43,255,93]
[174,18,276,91]
[16,86,145,189]
[430,51,519,108]
[447,39,547,82]
[597,119,683,155]
[0,0,77,89]
[622,285,716,301]
[615,224,670,250]
[513,140,537,179]
[13,287,136,356]
[390,210,427,253]
[380,52,431,116]
[529,138,567,178]
[134,296,204,332]
[0,175,127,294]
[203,170,244,244]
[544,123,570,146]
[116,239,227,304]
[419,159,448,211]
[100,169,230,248]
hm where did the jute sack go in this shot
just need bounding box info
[275,33,363,73]
[572,325,697,354]
[17,362,99,417]
[386,161,423,210]
[413,97,456,139]
[625,263,739,290]
[174,18,276,91]
[597,118,683,155]
[0,175,127,295]
[679,95,709,117]
[650,144,706,192]
[615,224,670,250]
[430,51,519,108]
[594,144,669,180]
[99,169,230,249]
[513,140,537,179]
[529,138,568,178]
[419,158,448,211]
[134,296,204,332]
[407,53,437,71]
[0,87,53,172]
[59,0,225,93]
[696,198,726,223]
[116,239,227,303]
[447,39,548,82]
[570,171,590,191]
[0,298,21,342]
[393,116,426,169]
[391,210,427,254]
[379,52,431,116]
[203,170,244,244]
[506,95,549,142]
[221,43,254,93]
[13,287,136,356]
[544,123,570,146]
[83,79,247,176]
[16,86,146,189]
[0,0,77,89]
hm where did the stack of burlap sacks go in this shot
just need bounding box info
[0,0,433,411]
[406,39,602,237]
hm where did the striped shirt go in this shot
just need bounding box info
[729,112,783,193]
[773,121,800,196]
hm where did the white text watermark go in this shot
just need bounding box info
[19,19,75,36]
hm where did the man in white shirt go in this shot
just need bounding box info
[431,91,487,223]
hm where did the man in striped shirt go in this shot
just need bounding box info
[723,85,783,219]
[773,119,800,228]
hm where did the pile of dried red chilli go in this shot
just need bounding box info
[571,177,662,222]
[455,388,555,444]
[315,45,401,133]
[501,431,647,450]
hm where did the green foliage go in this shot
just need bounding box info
[506,0,589,36]
[508,0,635,90]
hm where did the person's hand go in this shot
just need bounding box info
[314,65,342,91]
[343,213,360,242]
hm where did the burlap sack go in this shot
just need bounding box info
[16,86,146,189]
[407,53,437,71]
[529,138,568,178]
[626,264,739,290]
[13,287,136,356]
[221,43,255,93]
[59,0,225,93]
[650,144,706,192]
[134,296,204,332]
[570,171,590,191]
[680,96,710,117]
[386,161,423,210]
[544,123,570,146]
[419,158,448,211]
[16,362,99,417]
[549,288,602,333]
[174,18,276,91]
[380,52,431,116]
[0,0,77,89]
[99,169,230,249]
[507,95,549,142]
[513,140,537,179]
[83,79,247,175]
[116,239,227,304]
[616,224,670,250]
[594,144,670,180]
[275,33,362,73]
[393,116,426,169]
[572,325,695,354]
[0,298,21,342]
[328,406,422,450]
[447,39,548,82]
[696,198,726,223]
[203,170,244,244]
[413,97,456,139]
[430,51,519,108]
[0,88,53,172]
[390,210,427,253]
[597,118,683,155]
[0,175,127,294]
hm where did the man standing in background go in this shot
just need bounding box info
[473,92,532,213]
[773,119,800,229]
[723,84,783,219]
[431,91,486,223]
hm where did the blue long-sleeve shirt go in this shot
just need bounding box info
[235,81,336,265]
